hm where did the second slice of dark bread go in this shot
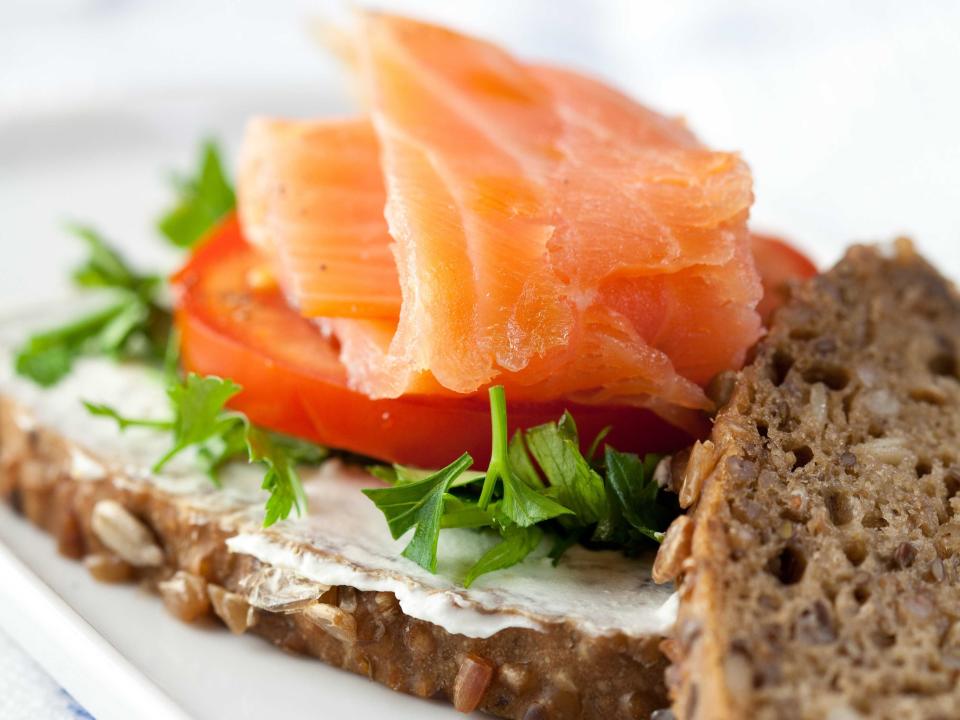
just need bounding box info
[658,241,960,720]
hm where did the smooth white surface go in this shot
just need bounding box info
[228,510,673,639]
[0,539,189,720]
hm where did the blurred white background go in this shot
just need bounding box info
[2,0,960,309]
[0,2,959,716]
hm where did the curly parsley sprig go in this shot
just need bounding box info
[14,139,233,385]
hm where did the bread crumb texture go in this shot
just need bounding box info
[668,242,960,720]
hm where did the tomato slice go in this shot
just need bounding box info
[751,233,819,323]
[172,217,696,467]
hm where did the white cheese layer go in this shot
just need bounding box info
[0,304,677,640]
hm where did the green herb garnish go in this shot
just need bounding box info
[158,140,236,248]
[463,525,543,588]
[83,373,310,527]
[598,448,670,543]
[364,385,676,586]
[364,453,473,572]
[14,226,170,387]
[478,387,573,528]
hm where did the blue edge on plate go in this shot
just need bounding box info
[59,688,94,719]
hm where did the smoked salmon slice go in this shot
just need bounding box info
[238,12,764,419]
[239,118,400,319]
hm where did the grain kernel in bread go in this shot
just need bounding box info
[208,584,255,634]
[19,458,55,527]
[240,565,329,613]
[679,440,717,508]
[180,539,218,579]
[52,484,84,558]
[302,602,357,643]
[404,621,436,657]
[158,570,210,622]
[667,243,960,720]
[337,585,358,613]
[90,499,164,567]
[653,515,694,583]
[84,552,134,583]
[499,663,533,694]
[453,654,495,712]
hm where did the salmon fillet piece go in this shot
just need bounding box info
[240,118,400,319]
[238,12,763,419]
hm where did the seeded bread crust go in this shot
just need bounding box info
[661,242,960,720]
[0,395,669,720]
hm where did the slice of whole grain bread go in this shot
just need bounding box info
[0,395,670,719]
[656,241,960,720]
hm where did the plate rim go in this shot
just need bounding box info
[0,510,190,720]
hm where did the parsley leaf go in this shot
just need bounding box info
[69,224,159,297]
[362,453,473,572]
[15,296,162,387]
[478,386,573,527]
[547,529,584,566]
[14,227,171,387]
[15,303,126,386]
[25,141,237,389]
[267,431,331,466]
[84,373,312,527]
[585,425,612,463]
[463,525,542,587]
[82,400,173,431]
[14,344,73,387]
[508,430,544,489]
[524,413,607,524]
[154,374,243,471]
[440,496,497,529]
[600,448,673,543]
[158,140,235,248]
[247,427,309,527]
[370,463,483,488]
[14,139,307,530]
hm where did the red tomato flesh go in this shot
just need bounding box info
[172,217,697,467]
[751,233,819,324]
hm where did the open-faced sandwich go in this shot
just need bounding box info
[3,12,958,720]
